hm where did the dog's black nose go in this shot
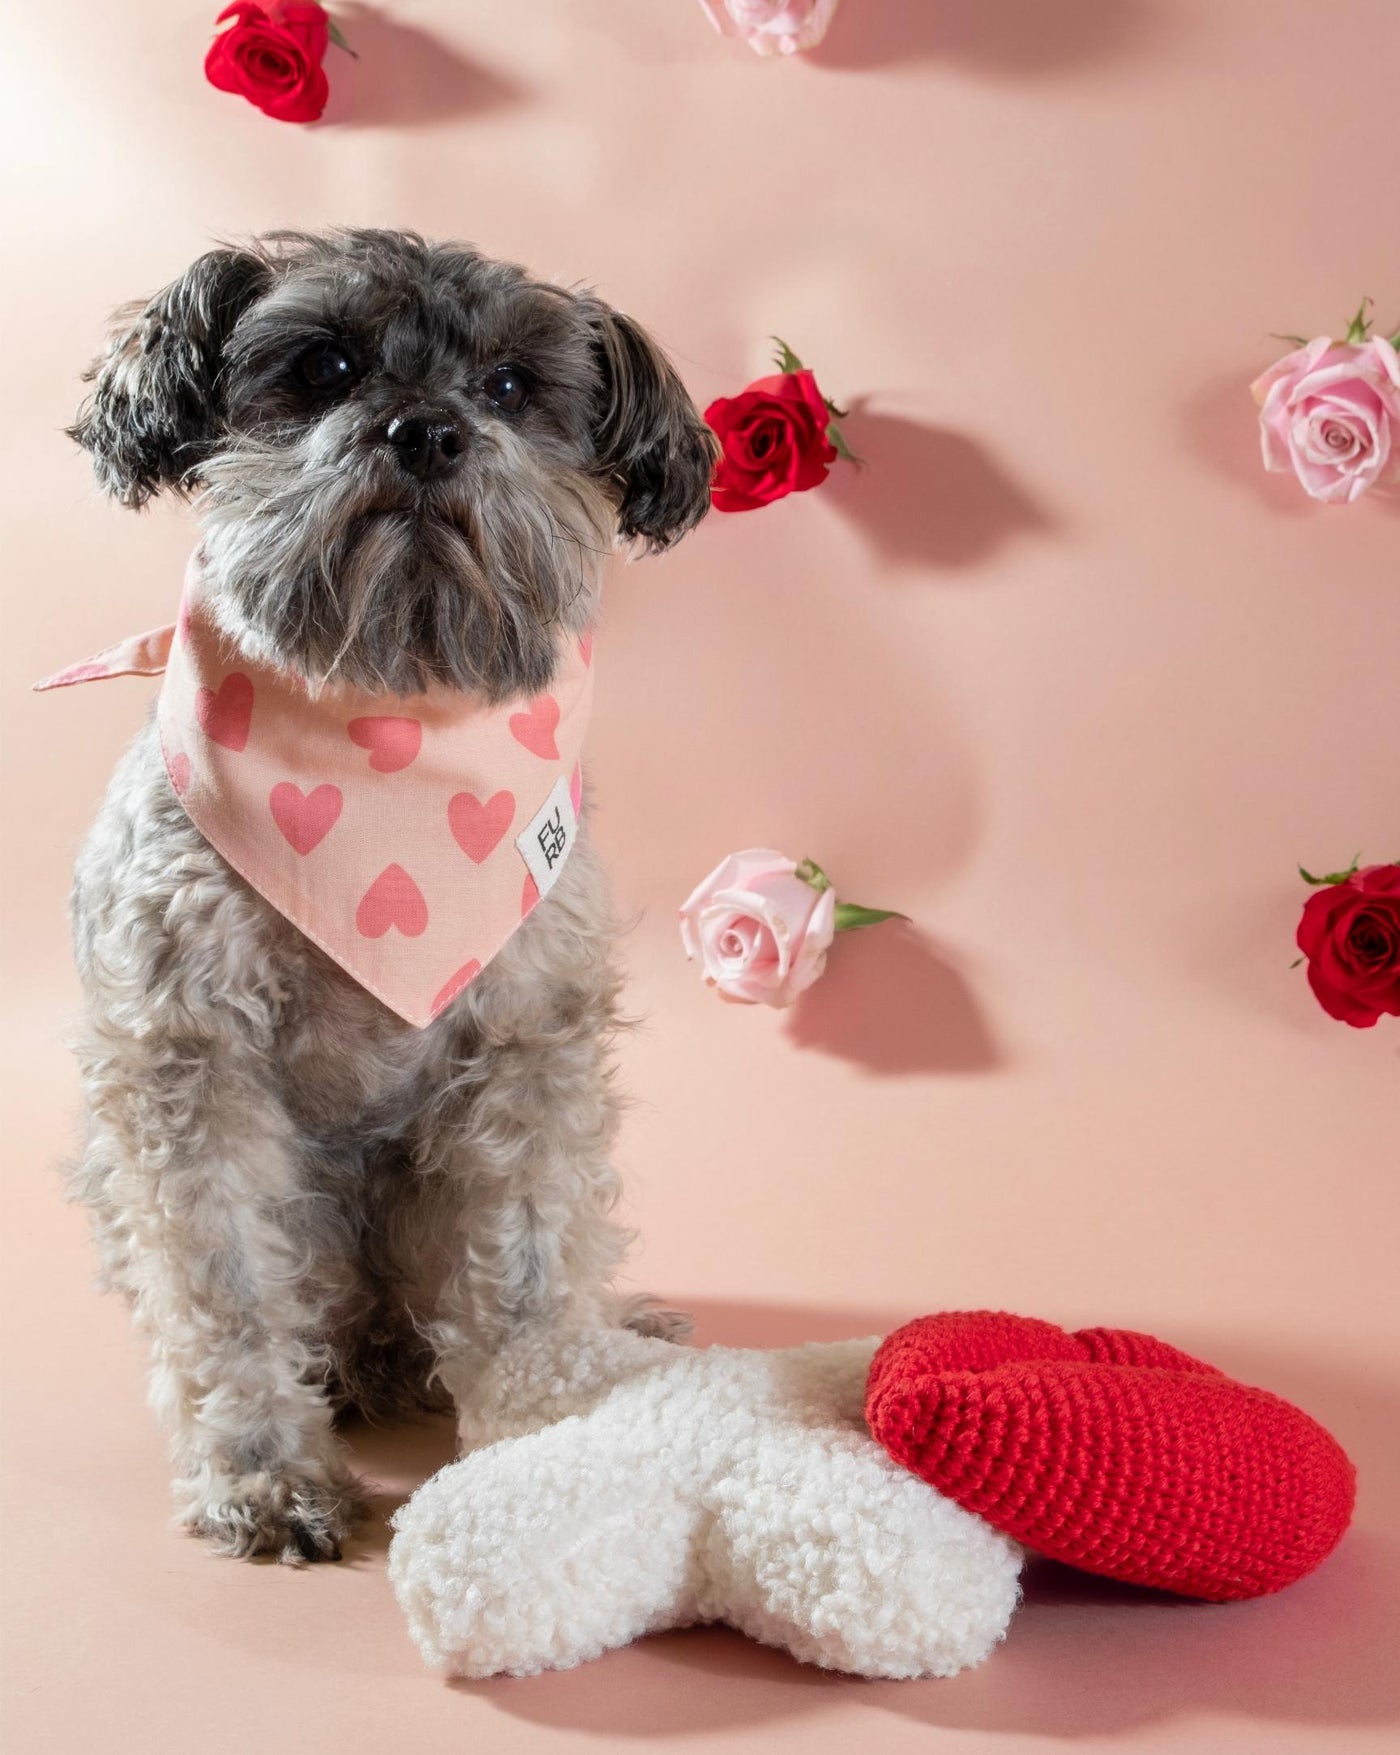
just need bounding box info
[385,412,464,482]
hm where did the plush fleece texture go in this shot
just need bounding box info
[388,1325,1023,1680]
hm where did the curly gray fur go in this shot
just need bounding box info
[64,230,708,1562]
[71,229,716,700]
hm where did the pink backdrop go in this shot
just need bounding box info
[2,3,1397,1752]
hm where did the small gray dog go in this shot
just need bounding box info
[65,230,716,1561]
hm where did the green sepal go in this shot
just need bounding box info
[1289,956,1305,969]
[1343,297,1373,345]
[771,336,805,376]
[1388,328,1400,352]
[795,856,831,893]
[1269,332,1310,349]
[1299,854,1362,887]
[796,857,904,929]
[826,419,863,465]
[768,343,860,463]
[833,903,908,933]
[327,18,359,56]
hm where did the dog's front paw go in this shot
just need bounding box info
[179,1468,364,1564]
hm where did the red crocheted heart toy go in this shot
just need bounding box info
[864,1311,1355,1602]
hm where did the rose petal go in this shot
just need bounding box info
[1306,956,1383,1027]
[1298,864,1400,1026]
[278,0,330,59]
[1297,885,1355,958]
[1365,336,1400,393]
[206,1,329,122]
[678,850,836,1006]
[1250,338,1333,409]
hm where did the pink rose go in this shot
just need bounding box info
[1251,336,1400,503]
[679,850,837,1007]
[697,0,840,57]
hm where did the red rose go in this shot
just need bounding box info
[704,369,838,512]
[1296,863,1400,1027]
[206,2,330,124]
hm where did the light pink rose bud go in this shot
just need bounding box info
[697,0,840,58]
[1251,336,1400,504]
[679,849,837,1007]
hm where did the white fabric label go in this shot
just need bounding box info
[517,774,578,900]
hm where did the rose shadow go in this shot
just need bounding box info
[824,406,1057,573]
[809,0,1165,76]
[785,923,1004,1075]
[321,7,527,130]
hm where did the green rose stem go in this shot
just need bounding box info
[327,17,358,56]
[795,857,907,933]
[770,338,863,466]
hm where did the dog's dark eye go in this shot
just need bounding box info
[484,365,529,414]
[297,342,357,395]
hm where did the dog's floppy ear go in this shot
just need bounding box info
[584,300,718,550]
[69,246,271,508]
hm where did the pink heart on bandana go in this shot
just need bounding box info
[509,695,560,760]
[196,673,254,752]
[430,958,483,1018]
[521,873,540,917]
[356,864,429,939]
[569,763,582,816]
[167,752,191,796]
[348,715,422,774]
[448,790,515,864]
[269,782,343,856]
[578,631,593,668]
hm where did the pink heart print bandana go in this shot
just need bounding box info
[36,559,594,1028]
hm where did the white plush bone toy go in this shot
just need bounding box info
[388,1325,1023,1680]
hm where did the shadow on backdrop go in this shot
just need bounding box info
[323,7,526,129]
[786,924,1003,1075]
[811,0,1166,76]
[825,408,1056,572]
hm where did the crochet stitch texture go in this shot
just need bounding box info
[864,1310,1355,1602]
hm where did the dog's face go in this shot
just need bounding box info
[71,230,716,699]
